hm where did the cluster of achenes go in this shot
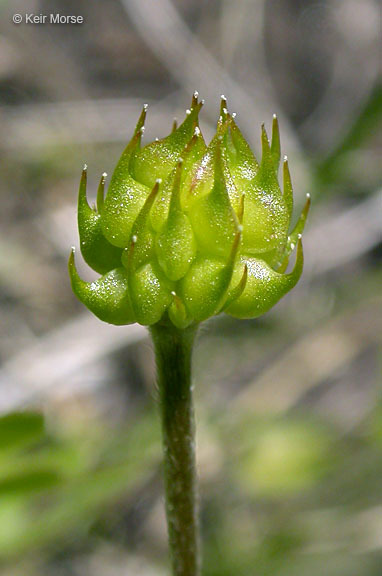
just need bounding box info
[69,93,310,328]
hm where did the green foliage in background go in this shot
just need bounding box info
[2,404,382,575]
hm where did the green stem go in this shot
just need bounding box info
[150,321,200,576]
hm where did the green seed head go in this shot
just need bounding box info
[69,94,310,328]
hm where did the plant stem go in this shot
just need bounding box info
[150,321,200,576]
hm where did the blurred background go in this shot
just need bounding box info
[0,0,381,574]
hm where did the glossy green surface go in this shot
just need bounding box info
[69,95,310,327]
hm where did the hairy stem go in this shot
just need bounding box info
[150,322,200,576]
